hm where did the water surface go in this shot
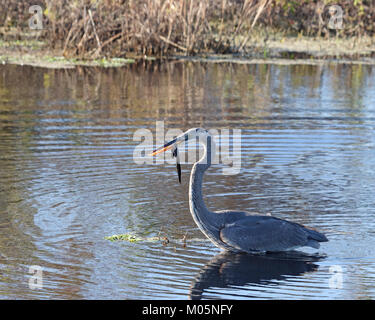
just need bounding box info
[0,61,374,299]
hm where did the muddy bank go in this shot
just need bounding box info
[1,36,374,69]
[0,39,136,69]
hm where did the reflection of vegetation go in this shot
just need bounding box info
[1,61,372,137]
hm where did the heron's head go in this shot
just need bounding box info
[150,128,211,184]
[150,128,209,156]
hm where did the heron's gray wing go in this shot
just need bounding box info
[219,216,315,252]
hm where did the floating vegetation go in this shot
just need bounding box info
[104,233,169,243]
[161,236,169,246]
[104,234,142,242]
[104,234,160,242]
[104,231,210,248]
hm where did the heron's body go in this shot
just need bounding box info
[152,128,328,253]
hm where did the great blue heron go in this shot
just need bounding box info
[151,128,328,253]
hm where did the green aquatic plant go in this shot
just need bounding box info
[104,234,162,243]
[104,234,142,242]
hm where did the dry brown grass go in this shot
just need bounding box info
[46,0,287,58]
[1,1,374,58]
[45,0,215,57]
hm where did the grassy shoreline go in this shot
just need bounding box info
[1,0,375,66]
[1,35,374,69]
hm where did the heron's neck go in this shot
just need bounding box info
[189,137,220,229]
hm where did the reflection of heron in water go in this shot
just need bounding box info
[151,128,328,253]
[189,251,324,300]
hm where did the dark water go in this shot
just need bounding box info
[0,61,374,299]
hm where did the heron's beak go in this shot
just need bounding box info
[150,136,185,184]
[150,137,183,156]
